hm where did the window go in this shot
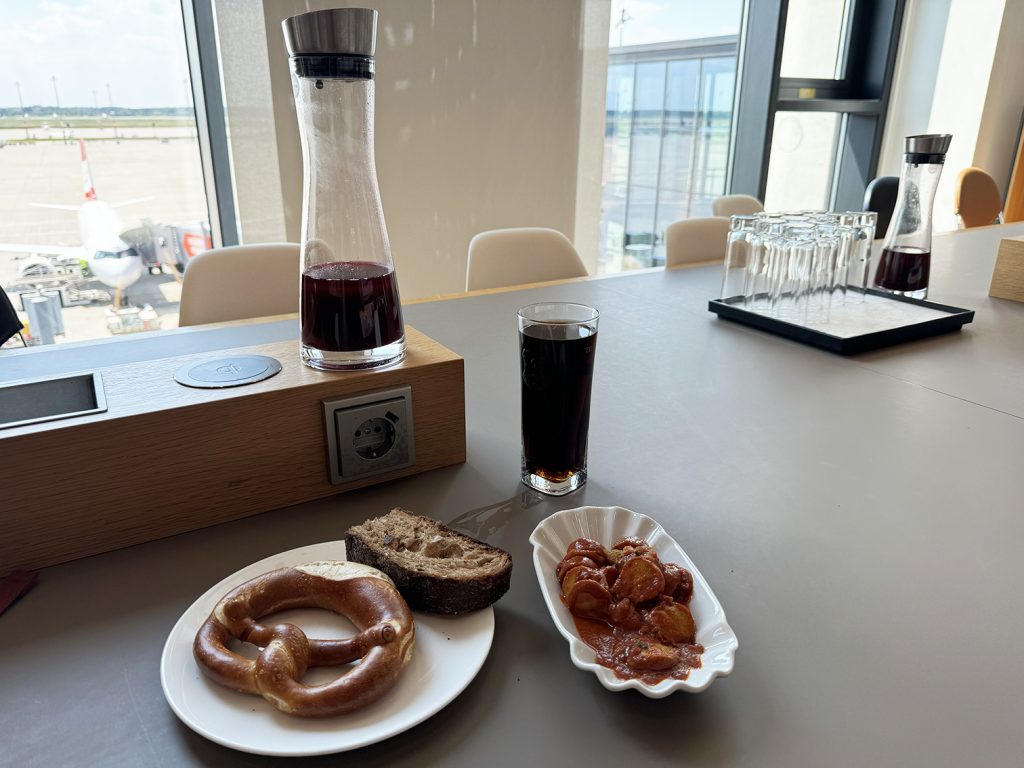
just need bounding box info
[741,0,907,213]
[764,111,842,211]
[599,0,742,272]
[779,0,853,80]
[0,0,216,347]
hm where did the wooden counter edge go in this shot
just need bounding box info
[0,328,467,571]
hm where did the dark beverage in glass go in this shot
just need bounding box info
[300,261,404,367]
[874,246,930,295]
[518,303,599,496]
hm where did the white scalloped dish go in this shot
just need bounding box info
[530,506,737,697]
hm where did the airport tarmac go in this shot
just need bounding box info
[0,134,208,344]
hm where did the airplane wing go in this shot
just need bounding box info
[0,242,83,257]
[28,203,81,212]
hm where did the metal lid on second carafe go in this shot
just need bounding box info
[904,134,952,163]
[905,134,952,155]
[282,8,377,58]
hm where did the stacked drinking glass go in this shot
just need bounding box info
[720,211,877,325]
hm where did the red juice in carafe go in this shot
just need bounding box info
[874,246,930,294]
[300,261,403,352]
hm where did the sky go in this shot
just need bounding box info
[609,0,743,47]
[0,0,193,109]
[0,0,745,109]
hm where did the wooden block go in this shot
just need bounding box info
[0,327,465,571]
[989,236,1024,302]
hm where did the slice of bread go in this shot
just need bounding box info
[344,508,512,615]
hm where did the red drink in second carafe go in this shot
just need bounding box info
[874,246,930,294]
[301,261,403,352]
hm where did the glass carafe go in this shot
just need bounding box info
[873,134,952,299]
[283,8,405,370]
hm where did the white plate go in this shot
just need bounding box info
[160,541,494,756]
[530,506,737,697]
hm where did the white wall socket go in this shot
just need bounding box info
[323,385,415,484]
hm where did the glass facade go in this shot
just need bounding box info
[600,39,739,272]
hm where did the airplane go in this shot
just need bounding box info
[0,139,147,294]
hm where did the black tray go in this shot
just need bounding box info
[708,289,975,355]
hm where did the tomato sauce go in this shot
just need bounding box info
[573,616,703,684]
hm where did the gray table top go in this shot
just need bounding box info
[3,224,1024,767]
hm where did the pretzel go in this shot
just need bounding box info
[193,561,415,717]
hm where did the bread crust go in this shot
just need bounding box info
[345,509,512,615]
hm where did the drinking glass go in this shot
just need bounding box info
[831,217,856,305]
[780,225,815,321]
[844,211,877,301]
[518,303,599,496]
[758,217,788,313]
[746,216,780,307]
[810,229,839,322]
[721,215,759,299]
[724,210,880,320]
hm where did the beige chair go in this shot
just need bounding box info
[711,194,764,218]
[955,167,1003,228]
[665,216,730,268]
[179,243,300,326]
[466,228,588,291]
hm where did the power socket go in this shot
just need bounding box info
[323,386,415,484]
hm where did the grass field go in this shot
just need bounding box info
[0,117,195,129]
[0,117,198,145]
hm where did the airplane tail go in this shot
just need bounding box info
[80,140,97,201]
[29,141,148,211]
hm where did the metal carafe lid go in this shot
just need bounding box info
[282,8,377,58]
[905,134,952,156]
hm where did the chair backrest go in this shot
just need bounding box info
[955,167,1003,228]
[179,243,300,327]
[466,228,588,291]
[711,194,764,218]
[665,216,730,268]
[863,176,899,238]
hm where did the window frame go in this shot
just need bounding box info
[730,0,906,211]
[181,0,239,247]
